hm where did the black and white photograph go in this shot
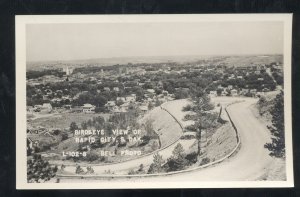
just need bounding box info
[15,14,293,189]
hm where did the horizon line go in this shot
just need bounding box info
[27,53,283,64]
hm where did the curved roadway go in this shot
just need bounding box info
[135,97,274,181]
[59,97,275,181]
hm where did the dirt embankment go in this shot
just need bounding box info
[139,106,182,148]
[252,92,286,181]
[204,123,237,162]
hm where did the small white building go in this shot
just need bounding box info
[120,102,130,112]
[105,101,116,111]
[240,89,249,95]
[104,87,110,91]
[139,105,148,113]
[126,95,136,103]
[250,89,257,94]
[147,89,155,94]
[227,85,233,90]
[209,91,217,97]
[41,103,52,112]
[231,89,238,96]
[116,97,126,102]
[113,87,120,92]
[82,103,95,113]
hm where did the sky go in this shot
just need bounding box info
[26,22,283,62]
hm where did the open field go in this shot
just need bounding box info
[29,112,110,129]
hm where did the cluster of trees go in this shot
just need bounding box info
[147,143,198,174]
[27,69,65,79]
[272,72,284,85]
[219,73,276,91]
[27,154,58,183]
[264,91,285,158]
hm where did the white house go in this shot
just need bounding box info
[126,95,136,103]
[209,91,217,97]
[139,105,148,113]
[82,103,96,113]
[104,87,110,91]
[227,85,233,90]
[240,88,249,95]
[105,101,116,111]
[147,89,155,94]
[250,89,257,94]
[113,87,120,92]
[231,89,238,96]
[120,102,130,112]
[116,97,126,102]
[41,103,52,112]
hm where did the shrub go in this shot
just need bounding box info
[27,154,58,183]
[147,153,165,174]
[85,152,99,162]
[200,157,210,166]
[185,152,198,164]
[182,104,192,111]
[165,156,188,172]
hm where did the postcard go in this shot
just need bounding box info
[16,14,293,189]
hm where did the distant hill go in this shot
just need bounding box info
[26,54,283,71]
[220,55,283,67]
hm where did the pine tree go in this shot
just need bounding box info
[264,91,285,158]
[147,153,164,174]
[172,143,185,159]
[27,154,58,183]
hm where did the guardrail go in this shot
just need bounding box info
[56,100,244,181]
[160,105,185,130]
[224,101,243,144]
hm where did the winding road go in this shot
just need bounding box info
[59,97,276,182]
[137,97,274,181]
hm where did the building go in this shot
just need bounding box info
[116,97,126,102]
[40,103,52,112]
[82,103,96,113]
[120,102,130,112]
[63,66,74,76]
[113,87,120,92]
[254,70,261,75]
[250,89,257,95]
[240,88,249,95]
[231,89,238,96]
[105,101,116,111]
[209,91,217,97]
[147,89,155,94]
[139,105,148,113]
[104,87,110,91]
[125,94,136,103]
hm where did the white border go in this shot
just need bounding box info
[16,14,293,189]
